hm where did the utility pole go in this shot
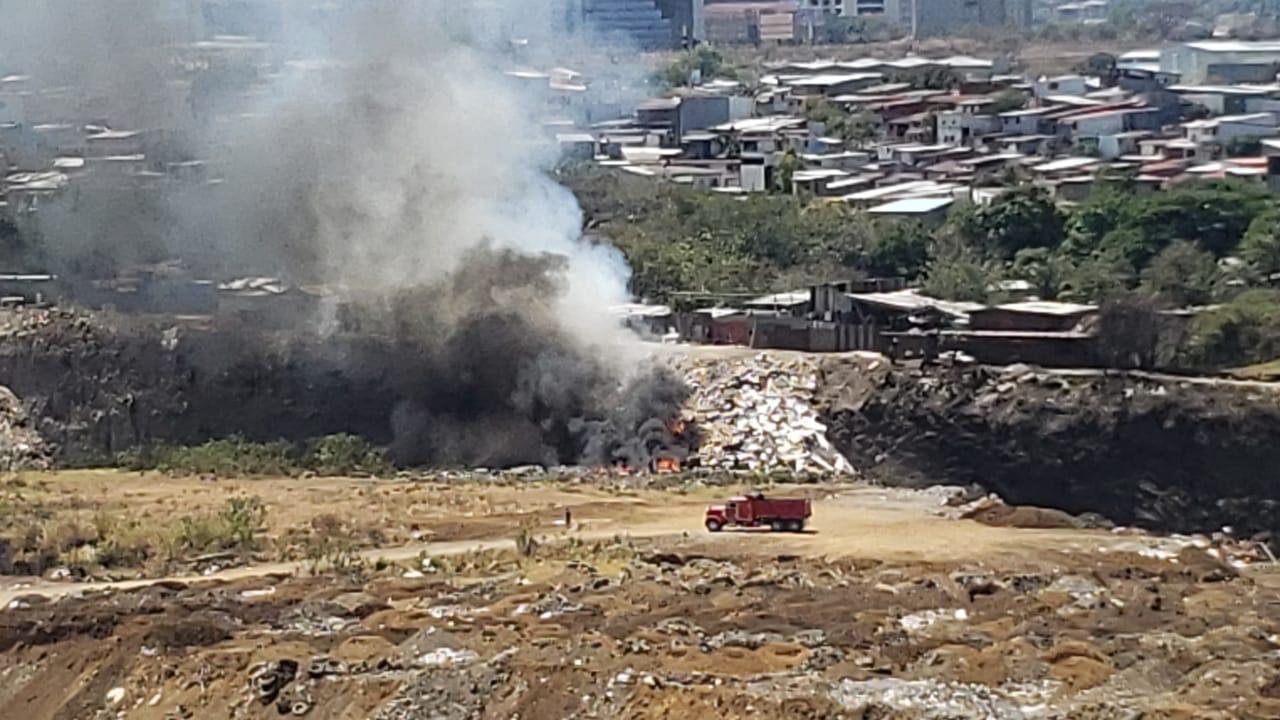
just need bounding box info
[911,0,918,40]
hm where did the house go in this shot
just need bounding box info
[800,150,871,170]
[969,301,1098,331]
[1059,107,1160,143]
[1161,41,1280,84]
[1097,131,1153,159]
[866,196,955,225]
[610,303,675,337]
[791,168,850,195]
[1263,138,1280,191]
[557,132,597,159]
[1182,112,1280,151]
[743,290,812,317]
[1031,156,1100,179]
[937,109,1001,147]
[1001,135,1053,155]
[784,73,885,97]
[1034,75,1090,99]
[886,112,934,142]
[939,301,1100,366]
[957,152,1026,181]
[84,128,146,158]
[680,308,751,345]
[704,2,799,44]
[1168,83,1280,115]
[1055,0,1109,22]
[999,107,1055,136]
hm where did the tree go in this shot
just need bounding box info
[1140,240,1221,306]
[658,46,731,88]
[1181,289,1280,368]
[1095,294,1163,369]
[805,98,877,147]
[920,241,999,302]
[774,149,803,194]
[950,186,1065,259]
[1010,247,1072,300]
[988,89,1027,114]
[1076,52,1118,84]
[1240,207,1280,277]
[867,222,931,279]
[1226,136,1263,157]
[1060,251,1136,302]
[1063,180,1272,267]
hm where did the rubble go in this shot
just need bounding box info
[830,678,1057,718]
[675,353,853,474]
[0,385,48,470]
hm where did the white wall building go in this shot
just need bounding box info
[1161,41,1280,85]
[1183,112,1280,147]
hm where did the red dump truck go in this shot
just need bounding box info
[704,492,811,533]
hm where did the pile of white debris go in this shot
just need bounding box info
[675,352,853,475]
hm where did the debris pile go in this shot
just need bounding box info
[677,353,853,474]
[0,385,48,470]
[831,678,1057,719]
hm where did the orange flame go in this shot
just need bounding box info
[655,457,681,473]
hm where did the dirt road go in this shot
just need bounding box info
[0,485,1163,607]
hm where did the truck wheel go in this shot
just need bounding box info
[706,520,723,532]
[788,520,803,533]
[770,520,783,532]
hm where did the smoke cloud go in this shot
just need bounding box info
[0,0,688,468]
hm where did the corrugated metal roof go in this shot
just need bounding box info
[986,301,1098,316]
[846,289,984,318]
[867,197,955,214]
[744,290,811,307]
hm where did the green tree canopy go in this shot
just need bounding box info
[950,185,1065,259]
[1140,240,1222,307]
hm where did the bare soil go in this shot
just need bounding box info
[1,479,1277,719]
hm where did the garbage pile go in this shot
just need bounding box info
[676,353,853,474]
[0,385,47,470]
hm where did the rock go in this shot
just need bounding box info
[105,687,126,706]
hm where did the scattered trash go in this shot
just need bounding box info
[416,648,479,668]
[676,354,853,474]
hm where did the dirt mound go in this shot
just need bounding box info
[962,502,1086,530]
[822,360,1280,541]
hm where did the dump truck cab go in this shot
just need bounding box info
[705,492,810,533]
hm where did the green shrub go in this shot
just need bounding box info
[1181,289,1280,369]
[175,496,266,555]
[303,434,391,476]
[118,434,391,477]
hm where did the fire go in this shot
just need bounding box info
[654,457,681,473]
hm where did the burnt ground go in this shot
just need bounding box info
[0,533,1278,720]
[0,310,399,463]
[821,358,1280,543]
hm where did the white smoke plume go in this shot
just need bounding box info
[0,0,686,467]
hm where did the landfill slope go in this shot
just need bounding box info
[1,521,1277,720]
[821,360,1280,541]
